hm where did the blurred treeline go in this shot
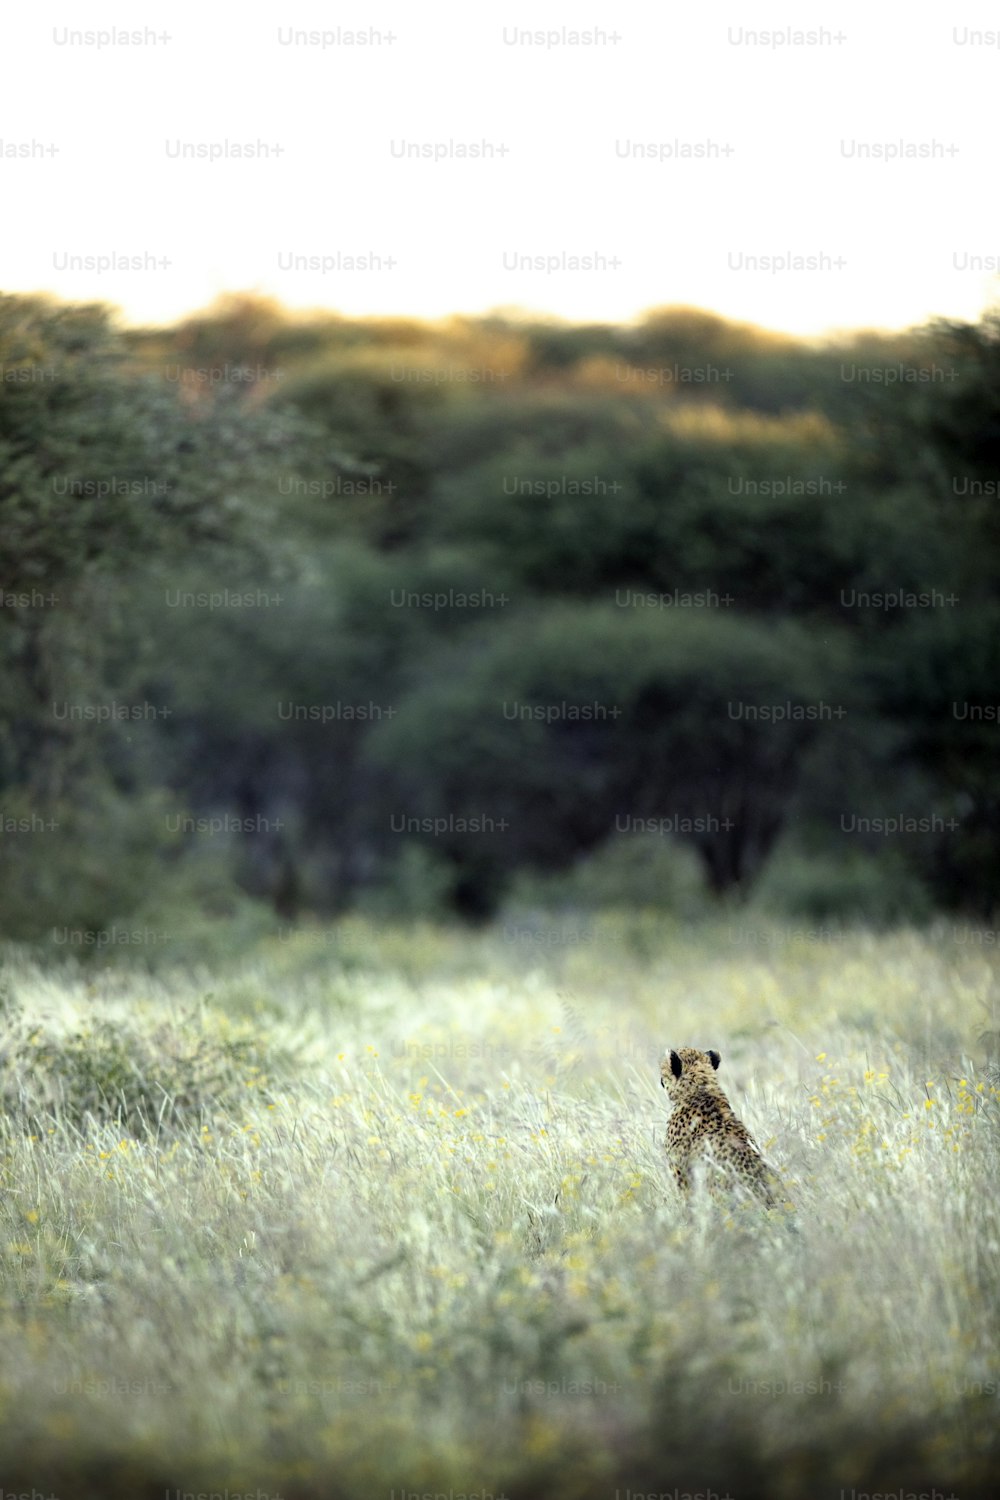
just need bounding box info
[1,291,998,940]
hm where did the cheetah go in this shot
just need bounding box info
[660,1046,778,1208]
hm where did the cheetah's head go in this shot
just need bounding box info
[660,1046,721,1099]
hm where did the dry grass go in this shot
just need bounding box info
[0,914,997,1499]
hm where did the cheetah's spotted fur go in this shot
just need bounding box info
[660,1046,778,1207]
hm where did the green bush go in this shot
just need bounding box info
[0,783,179,942]
[356,841,455,920]
[503,831,707,916]
[0,984,281,1133]
[750,843,934,925]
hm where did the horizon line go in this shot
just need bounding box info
[6,284,993,347]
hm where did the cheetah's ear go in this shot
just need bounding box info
[707,1049,721,1070]
[669,1049,683,1079]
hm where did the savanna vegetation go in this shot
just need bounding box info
[2,292,999,938]
[2,291,999,1497]
[0,918,998,1499]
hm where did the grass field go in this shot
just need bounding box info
[1,914,998,1500]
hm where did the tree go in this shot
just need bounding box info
[367,604,855,915]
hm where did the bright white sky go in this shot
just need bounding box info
[4,1,999,335]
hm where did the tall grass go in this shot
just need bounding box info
[0,915,997,1499]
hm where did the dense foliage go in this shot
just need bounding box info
[2,292,998,934]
